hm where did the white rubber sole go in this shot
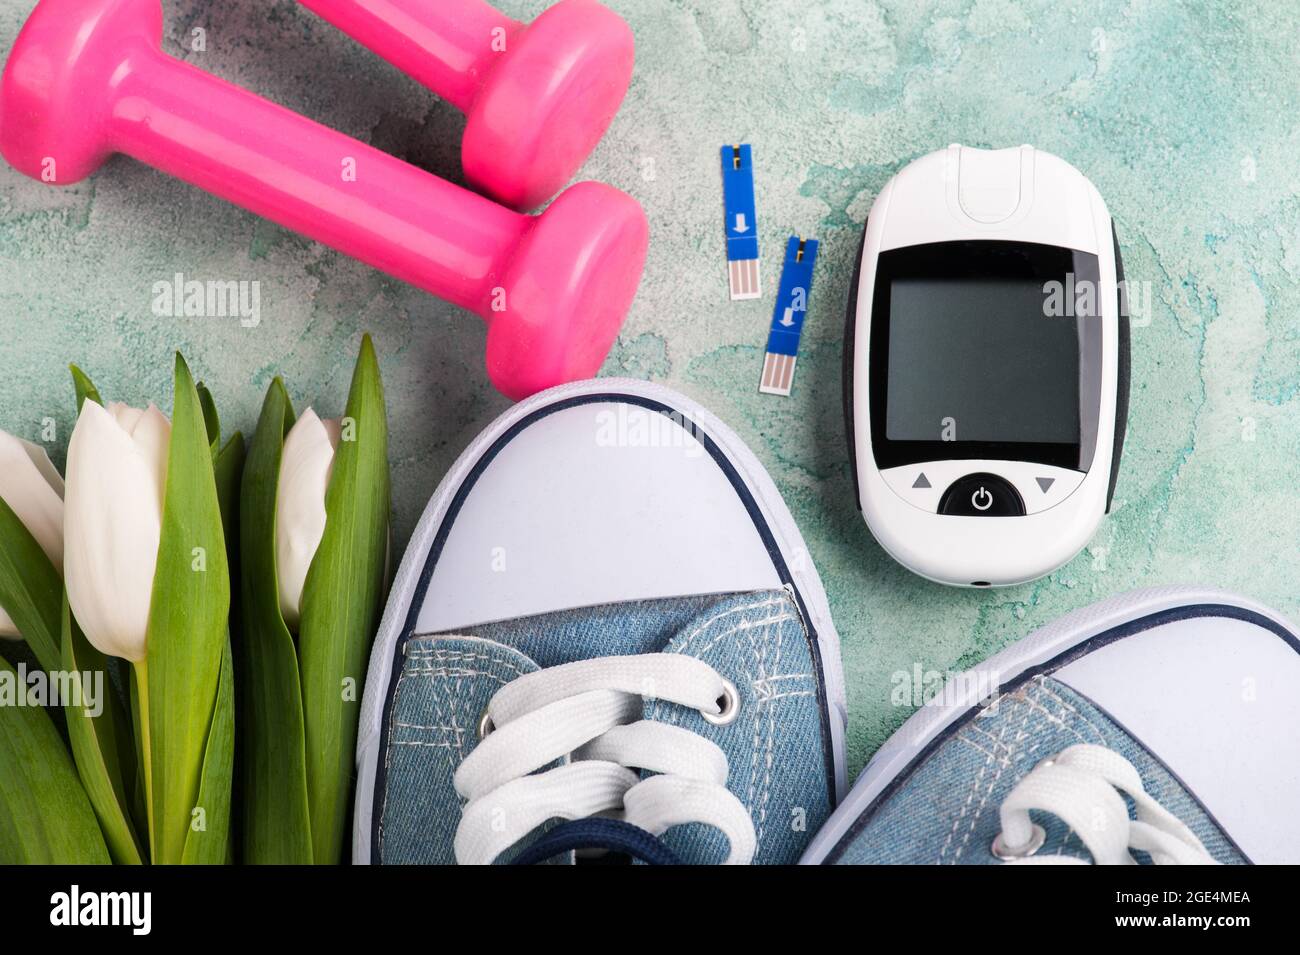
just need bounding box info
[353,377,848,863]
[799,585,1298,864]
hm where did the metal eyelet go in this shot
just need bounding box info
[477,709,495,740]
[991,824,1046,860]
[701,679,740,726]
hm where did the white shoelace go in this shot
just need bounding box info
[452,654,757,865]
[992,743,1218,865]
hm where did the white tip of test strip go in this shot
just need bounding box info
[759,352,797,396]
[728,259,762,300]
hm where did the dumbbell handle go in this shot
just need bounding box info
[110,37,526,314]
[298,0,516,113]
[1,0,648,399]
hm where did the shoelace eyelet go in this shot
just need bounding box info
[477,709,495,740]
[991,823,1046,860]
[701,678,740,726]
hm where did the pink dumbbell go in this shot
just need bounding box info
[0,0,647,400]
[298,0,635,211]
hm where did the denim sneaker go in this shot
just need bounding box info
[353,379,847,864]
[803,587,1300,865]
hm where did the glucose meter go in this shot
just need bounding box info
[844,144,1130,587]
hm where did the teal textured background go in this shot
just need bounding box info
[2,0,1297,777]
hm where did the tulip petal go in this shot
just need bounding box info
[0,433,58,641]
[63,400,168,662]
[131,404,173,517]
[0,482,65,663]
[275,408,340,631]
[0,431,65,569]
[19,437,65,497]
[108,402,143,434]
[0,431,66,639]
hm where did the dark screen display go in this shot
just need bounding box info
[885,278,1081,444]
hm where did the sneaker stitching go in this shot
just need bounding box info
[1036,680,1110,746]
[939,717,1003,863]
[953,695,1034,861]
[673,597,789,654]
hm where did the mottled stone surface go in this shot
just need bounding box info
[2,1,1297,776]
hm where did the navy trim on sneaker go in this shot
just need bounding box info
[370,393,837,864]
[822,603,1300,864]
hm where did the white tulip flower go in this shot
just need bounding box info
[63,400,171,662]
[0,429,66,639]
[276,408,341,632]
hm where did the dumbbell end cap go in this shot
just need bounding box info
[486,181,648,400]
[463,0,635,211]
[0,0,160,183]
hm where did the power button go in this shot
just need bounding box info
[938,474,1026,517]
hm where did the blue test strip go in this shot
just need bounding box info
[760,236,819,396]
[721,144,761,300]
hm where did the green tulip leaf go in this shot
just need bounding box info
[214,431,245,860]
[69,364,103,413]
[215,435,245,533]
[141,354,232,864]
[196,382,222,454]
[182,638,235,864]
[200,384,244,566]
[128,665,147,841]
[238,377,313,863]
[214,433,246,610]
[299,334,390,864]
[0,656,111,864]
[61,596,145,865]
[0,495,63,674]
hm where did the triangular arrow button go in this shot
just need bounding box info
[912,473,932,489]
[1036,477,1055,493]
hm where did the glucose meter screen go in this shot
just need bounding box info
[886,278,1081,444]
